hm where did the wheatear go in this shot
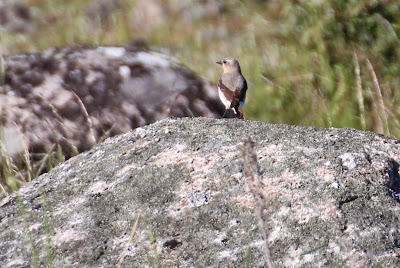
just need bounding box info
[216,57,247,119]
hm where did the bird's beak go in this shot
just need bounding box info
[216,61,222,65]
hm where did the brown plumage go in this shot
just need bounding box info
[216,57,247,119]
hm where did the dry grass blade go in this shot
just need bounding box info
[0,121,37,195]
[366,58,389,136]
[44,119,65,163]
[10,122,34,182]
[365,86,384,134]
[312,88,332,127]
[0,54,5,85]
[35,93,73,137]
[36,93,79,156]
[117,211,142,268]
[0,140,15,195]
[353,51,366,130]
[0,182,7,197]
[386,110,400,138]
[33,144,56,178]
[239,137,273,268]
[142,215,161,267]
[70,90,96,145]
[374,14,400,45]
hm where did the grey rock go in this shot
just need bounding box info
[0,117,399,267]
[0,46,225,160]
[0,0,32,33]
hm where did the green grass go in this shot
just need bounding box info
[2,0,399,135]
[2,0,400,193]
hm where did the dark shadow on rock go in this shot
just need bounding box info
[387,159,400,202]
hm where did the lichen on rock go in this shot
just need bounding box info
[0,117,399,267]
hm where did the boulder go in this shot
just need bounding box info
[0,46,225,160]
[0,0,32,34]
[0,117,399,267]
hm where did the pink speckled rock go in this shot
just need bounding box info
[0,118,399,267]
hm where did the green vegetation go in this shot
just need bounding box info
[1,0,400,194]
[6,0,400,135]
[0,123,73,197]
[2,0,400,135]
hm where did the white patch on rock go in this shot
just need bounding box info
[54,228,85,245]
[97,47,126,58]
[85,70,99,84]
[186,188,210,207]
[7,259,25,267]
[135,51,170,68]
[87,181,111,195]
[119,65,131,79]
[116,163,138,178]
[92,149,105,159]
[218,249,238,261]
[331,181,339,189]
[29,223,42,231]
[135,127,147,138]
[339,152,356,170]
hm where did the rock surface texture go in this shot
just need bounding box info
[0,0,32,34]
[0,46,224,158]
[1,118,400,267]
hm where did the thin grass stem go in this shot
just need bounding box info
[353,51,366,130]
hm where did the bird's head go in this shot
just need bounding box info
[216,57,241,74]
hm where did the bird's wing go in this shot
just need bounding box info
[222,75,247,110]
[218,77,235,103]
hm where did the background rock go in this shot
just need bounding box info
[0,0,32,34]
[0,46,225,161]
[0,118,399,267]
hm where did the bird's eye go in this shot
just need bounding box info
[223,60,227,64]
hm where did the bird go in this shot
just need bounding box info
[216,57,247,119]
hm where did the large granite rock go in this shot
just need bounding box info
[0,46,224,160]
[0,118,399,267]
[0,0,32,34]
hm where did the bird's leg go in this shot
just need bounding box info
[235,106,244,119]
[236,112,245,119]
[222,109,227,118]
